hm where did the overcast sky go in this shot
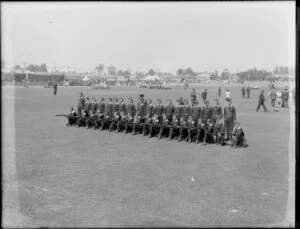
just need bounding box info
[1,2,295,73]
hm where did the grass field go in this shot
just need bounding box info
[2,83,295,227]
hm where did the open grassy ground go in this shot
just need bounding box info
[2,83,295,227]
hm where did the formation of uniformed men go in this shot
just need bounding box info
[65,91,247,148]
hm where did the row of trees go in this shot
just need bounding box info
[13,63,48,72]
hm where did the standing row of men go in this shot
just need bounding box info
[65,92,247,147]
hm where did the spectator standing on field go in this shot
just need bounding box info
[218,86,221,97]
[269,88,277,107]
[256,89,268,112]
[246,86,251,99]
[201,89,208,101]
[241,86,245,98]
[190,88,197,107]
[53,82,58,95]
[281,88,289,108]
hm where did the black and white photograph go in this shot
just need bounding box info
[2,1,296,227]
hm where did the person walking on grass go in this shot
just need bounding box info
[256,89,268,112]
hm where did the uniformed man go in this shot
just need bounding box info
[202,119,215,145]
[200,100,212,145]
[93,97,106,129]
[90,97,98,115]
[66,107,78,126]
[178,99,191,142]
[256,89,268,112]
[187,100,201,143]
[142,99,154,136]
[100,97,113,131]
[241,86,246,98]
[190,89,197,107]
[213,118,226,145]
[158,99,174,139]
[201,89,208,101]
[231,121,248,148]
[149,98,164,138]
[132,94,147,135]
[224,98,236,141]
[168,99,182,140]
[84,96,91,113]
[53,82,58,95]
[211,99,222,123]
[86,110,97,128]
[116,97,127,133]
[76,109,89,127]
[124,97,136,134]
[109,97,121,132]
[77,92,85,117]
[246,86,251,99]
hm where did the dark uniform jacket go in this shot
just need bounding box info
[98,102,106,114]
[154,105,164,118]
[173,106,182,120]
[164,105,174,120]
[84,101,91,113]
[214,123,224,133]
[105,103,113,118]
[91,102,98,115]
[246,87,250,94]
[77,97,85,109]
[270,91,277,100]
[137,100,147,117]
[146,104,154,118]
[191,92,196,101]
[281,91,289,100]
[112,103,120,114]
[233,127,245,138]
[126,104,136,118]
[241,88,245,94]
[212,105,222,120]
[201,106,212,120]
[191,106,201,121]
[119,103,127,115]
[223,105,236,120]
[182,106,191,121]
[259,93,265,103]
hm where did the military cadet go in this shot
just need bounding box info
[159,99,174,139]
[246,86,251,99]
[178,99,191,142]
[187,100,201,143]
[84,96,91,113]
[93,97,106,129]
[132,94,147,135]
[90,97,98,115]
[66,107,78,126]
[201,89,208,101]
[213,118,226,145]
[109,97,121,132]
[231,121,248,148]
[77,92,85,117]
[100,97,113,131]
[86,110,97,128]
[116,97,127,133]
[200,100,212,145]
[218,86,221,97]
[256,89,268,112]
[124,97,136,134]
[224,98,236,141]
[168,99,183,140]
[241,86,246,98]
[76,109,89,127]
[190,89,197,107]
[202,119,215,145]
[149,98,164,138]
[142,99,154,136]
[211,99,222,123]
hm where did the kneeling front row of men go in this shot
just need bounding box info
[66,95,247,148]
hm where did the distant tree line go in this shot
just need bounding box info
[13,63,48,72]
